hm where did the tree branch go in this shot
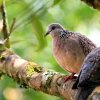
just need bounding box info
[0,46,76,100]
[0,44,99,100]
[81,0,100,10]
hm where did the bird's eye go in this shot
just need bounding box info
[52,26,56,30]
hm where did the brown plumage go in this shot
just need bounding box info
[45,23,96,76]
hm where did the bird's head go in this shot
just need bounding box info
[45,23,64,37]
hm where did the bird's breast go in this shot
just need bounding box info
[52,37,84,73]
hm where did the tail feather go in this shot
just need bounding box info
[74,87,95,100]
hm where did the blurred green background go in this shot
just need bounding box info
[0,0,100,100]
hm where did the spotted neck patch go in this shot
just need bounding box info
[59,30,73,39]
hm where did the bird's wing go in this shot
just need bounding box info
[78,62,94,87]
[77,33,96,56]
[73,48,100,88]
[63,31,96,56]
[72,58,95,89]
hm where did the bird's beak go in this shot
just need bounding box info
[44,30,51,37]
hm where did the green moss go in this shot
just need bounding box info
[0,55,4,59]
[0,55,5,62]
[34,66,42,73]
[26,62,42,77]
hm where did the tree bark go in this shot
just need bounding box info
[81,0,100,10]
[0,46,100,100]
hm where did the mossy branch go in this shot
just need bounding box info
[0,44,100,100]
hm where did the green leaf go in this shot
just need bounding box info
[0,0,9,5]
[52,0,62,6]
[31,16,47,51]
[0,0,2,4]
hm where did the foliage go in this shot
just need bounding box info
[0,0,100,100]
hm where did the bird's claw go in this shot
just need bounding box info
[63,73,77,82]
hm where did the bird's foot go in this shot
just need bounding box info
[63,73,77,82]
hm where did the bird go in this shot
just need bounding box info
[45,23,96,81]
[72,47,100,100]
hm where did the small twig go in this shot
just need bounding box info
[1,0,10,48]
[9,17,16,35]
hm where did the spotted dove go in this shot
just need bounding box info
[45,23,96,80]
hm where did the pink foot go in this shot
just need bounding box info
[63,73,77,82]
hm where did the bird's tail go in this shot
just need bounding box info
[74,87,95,100]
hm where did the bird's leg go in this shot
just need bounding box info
[63,73,77,82]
